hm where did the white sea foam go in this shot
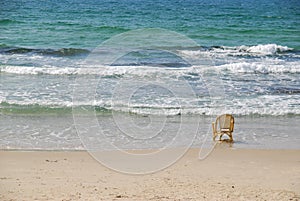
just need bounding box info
[179,44,293,58]
[0,53,75,67]
[0,65,190,77]
[0,65,119,75]
[0,66,80,75]
[241,44,292,55]
[2,93,299,116]
[1,60,299,75]
[218,61,300,74]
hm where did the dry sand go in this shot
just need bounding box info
[1,145,299,201]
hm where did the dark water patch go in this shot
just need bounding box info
[111,49,192,68]
[267,86,300,95]
[0,19,23,25]
[0,46,90,57]
[110,62,190,68]
[42,48,90,57]
[94,25,130,32]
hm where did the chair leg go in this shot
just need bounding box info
[219,134,223,141]
[220,133,233,142]
[229,133,233,141]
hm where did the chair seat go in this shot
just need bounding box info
[221,128,230,132]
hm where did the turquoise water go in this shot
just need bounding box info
[0,0,300,150]
[1,0,300,49]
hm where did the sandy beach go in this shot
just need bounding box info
[1,146,299,201]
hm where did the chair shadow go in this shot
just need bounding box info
[214,139,234,148]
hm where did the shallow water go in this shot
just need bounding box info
[1,114,299,150]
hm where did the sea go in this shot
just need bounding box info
[1,0,299,151]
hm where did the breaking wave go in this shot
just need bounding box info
[218,62,300,74]
[179,44,295,58]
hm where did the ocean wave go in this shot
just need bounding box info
[0,66,86,75]
[218,62,300,74]
[239,44,292,55]
[0,43,299,76]
[1,61,299,75]
[179,44,295,58]
[1,44,295,59]
[0,65,189,76]
[1,96,299,117]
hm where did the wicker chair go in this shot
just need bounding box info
[212,114,234,141]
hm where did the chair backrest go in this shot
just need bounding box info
[217,114,234,131]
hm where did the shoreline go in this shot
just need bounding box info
[1,148,299,200]
[1,146,300,152]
